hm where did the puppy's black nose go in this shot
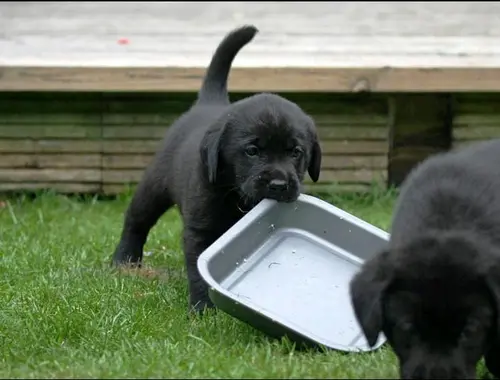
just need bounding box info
[268,179,288,192]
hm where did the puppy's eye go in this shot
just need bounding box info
[291,147,303,158]
[245,145,259,157]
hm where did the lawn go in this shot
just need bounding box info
[0,188,401,379]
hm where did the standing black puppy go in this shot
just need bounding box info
[350,139,500,379]
[112,25,322,313]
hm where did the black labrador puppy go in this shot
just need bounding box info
[112,25,322,313]
[350,139,500,379]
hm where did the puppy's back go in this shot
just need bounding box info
[390,139,500,246]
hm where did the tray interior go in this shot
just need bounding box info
[200,195,388,351]
[221,227,373,349]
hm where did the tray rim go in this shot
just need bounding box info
[197,193,390,352]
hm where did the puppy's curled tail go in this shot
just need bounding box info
[197,25,258,104]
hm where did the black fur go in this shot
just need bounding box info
[350,139,500,379]
[111,25,322,313]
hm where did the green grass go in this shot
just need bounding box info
[0,188,401,379]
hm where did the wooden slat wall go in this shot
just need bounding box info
[284,93,388,193]
[0,92,389,195]
[387,94,453,187]
[0,93,102,193]
[452,94,500,150]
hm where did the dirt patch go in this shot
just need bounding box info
[115,264,185,282]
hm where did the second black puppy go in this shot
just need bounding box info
[350,139,500,379]
[112,25,322,313]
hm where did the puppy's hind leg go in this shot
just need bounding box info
[112,172,173,267]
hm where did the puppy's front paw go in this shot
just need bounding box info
[112,257,142,268]
[111,241,143,267]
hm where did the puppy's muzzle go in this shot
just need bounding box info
[265,174,298,202]
[244,166,300,203]
[268,179,288,193]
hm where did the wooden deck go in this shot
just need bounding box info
[1,2,500,92]
[1,2,500,195]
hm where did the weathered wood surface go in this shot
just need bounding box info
[453,94,500,149]
[0,92,389,194]
[387,94,453,186]
[1,2,500,92]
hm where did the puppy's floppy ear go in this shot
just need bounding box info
[349,249,393,347]
[308,133,322,183]
[200,116,229,184]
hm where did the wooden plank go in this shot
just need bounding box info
[389,146,448,159]
[312,169,387,184]
[317,126,387,140]
[0,153,389,171]
[388,94,453,186]
[0,154,101,168]
[102,170,143,184]
[100,125,388,141]
[0,93,100,111]
[0,113,99,125]
[453,95,500,117]
[452,140,489,149]
[101,140,161,154]
[102,154,153,169]
[0,168,100,182]
[452,140,469,149]
[0,125,101,138]
[303,183,376,194]
[453,126,500,140]
[320,141,388,155]
[452,94,500,146]
[3,67,500,93]
[321,155,388,170]
[101,114,389,128]
[5,2,498,35]
[102,168,386,185]
[101,93,388,122]
[101,182,374,196]
[0,182,100,193]
[3,3,500,93]
[101,154,387,170]
[0,139,386,156]
[95,140,388,155]
[102,114,179,127]
[453,94,500,105]
[388,146,448,176]
[454,115,500,125]
[0,123,388,141]
[0,140,102,153]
